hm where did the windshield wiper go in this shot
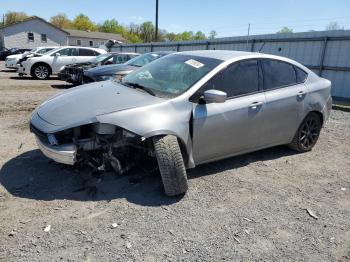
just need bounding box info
[123,82,156,96]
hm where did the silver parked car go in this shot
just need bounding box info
[30,50,332,196]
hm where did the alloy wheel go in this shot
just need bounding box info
[34,66,49,79]
[299,117,320,150]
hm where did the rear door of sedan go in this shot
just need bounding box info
[259,58,308,146]
[192,59,267,164]
[78,48,99,63]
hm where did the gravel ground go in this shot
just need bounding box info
[0,62,349,262]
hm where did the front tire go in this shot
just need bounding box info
[153,135,188,196]
[289,112,322,152]
[32,64,50,80]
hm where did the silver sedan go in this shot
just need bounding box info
[30,50,332,196]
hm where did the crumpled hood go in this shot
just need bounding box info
[36,81,164,127]
[6,54,23,59]
[85,64,136,76]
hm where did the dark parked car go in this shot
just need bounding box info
[82,51,173,83]
[58,52,140,84]
[0,47,31,60]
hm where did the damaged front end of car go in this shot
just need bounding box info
[30,122,156,175]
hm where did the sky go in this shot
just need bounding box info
[1,0,350,37]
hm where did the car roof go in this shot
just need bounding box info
[109,52,140,55]
[175,50,311,73]
[45,46,106,55]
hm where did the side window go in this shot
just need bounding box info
[28,32,34,42]
[54,48,77,56]
[295,66,307,83]
[37,48,49,54]
[79,48,96,56]
[261,59,297,90]
[194,59,259,101]
[113,55,128,64]
[41,34,47,43]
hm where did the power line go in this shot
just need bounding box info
[198,16,350,32]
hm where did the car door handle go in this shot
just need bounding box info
[249,101,263,109]
[297,91,306,97]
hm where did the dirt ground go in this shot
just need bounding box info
[0,61,349,262]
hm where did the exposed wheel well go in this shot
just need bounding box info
[309,111,324,126]
[176,137,189,168]
[31,62,52,76]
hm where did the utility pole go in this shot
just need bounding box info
[155,0,159,42]
[246,23,250,51]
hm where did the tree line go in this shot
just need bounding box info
[2,11,217,43]
[2,11,345,43]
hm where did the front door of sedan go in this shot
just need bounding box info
[191,59,267,164]
[51,48,78,73]
[259,59,309,146]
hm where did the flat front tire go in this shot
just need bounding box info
[289,112,322,152]
[32,64,50,80]
[153,135,188,196]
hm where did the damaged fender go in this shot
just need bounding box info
[96,100,195,168]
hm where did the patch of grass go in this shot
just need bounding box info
[332,104,350,112]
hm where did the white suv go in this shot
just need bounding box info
[5,46,58,69]
[19,46,106,79]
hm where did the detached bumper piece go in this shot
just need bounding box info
[35,137,77,165]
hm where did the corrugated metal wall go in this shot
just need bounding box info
[111,30,350,101]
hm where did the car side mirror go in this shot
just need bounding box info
[55,53,61,57]
[203,89,227,103]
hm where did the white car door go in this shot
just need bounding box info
[51,48,78,73]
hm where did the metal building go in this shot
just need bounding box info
[112,30,350,101]
[0,16,126,49]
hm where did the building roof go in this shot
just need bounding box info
[0,16,69,35]
[0,16,125,42]
[64,29,125,42]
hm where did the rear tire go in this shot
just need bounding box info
[32,64,50,80]
[153,135,188,196]
[289,112,322,152]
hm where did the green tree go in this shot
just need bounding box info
[139,21,155,42]
[71,14,96,31]
[99,19,125,34]
[277,27,293,33]
[126,32,142,43]
[194,31,206,40]
[180,31,194,41]
[165,32,177,41]
[50,13,71,29]
[209,30,217,39]
[4,11,29,26]
[325,21,344,31]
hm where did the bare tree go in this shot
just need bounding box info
[209,30,217,39]
[325,22,344,31]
